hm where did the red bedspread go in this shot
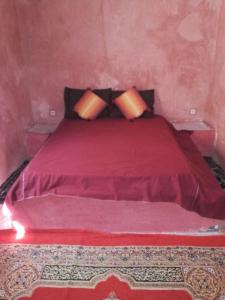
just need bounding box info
[6,116,225,219]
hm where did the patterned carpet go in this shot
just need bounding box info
[0,161,29,204]
[0,158,225,204]
[204,157,225,190]
[3,243,225,300]
[1,230,225,300]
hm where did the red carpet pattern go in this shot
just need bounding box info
[1,243,225,300]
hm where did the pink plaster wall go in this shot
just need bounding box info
[205,1,225,168]
[0,0,32,184]
[15,0,220,123]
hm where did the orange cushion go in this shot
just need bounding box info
[74,90,107,120]
[113,87,148,120]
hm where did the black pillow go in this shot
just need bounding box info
[110,89,155,118]
[64,87,112,119]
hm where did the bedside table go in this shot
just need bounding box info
[172,121,215,156]
[25,123,59,158]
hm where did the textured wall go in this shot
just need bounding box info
[16,0,221,123]
[205,1,225,167]
[0,0,32,184]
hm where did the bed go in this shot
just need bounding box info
[2,87,225,300]
[5,114,225,220]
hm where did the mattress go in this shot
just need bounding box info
[5,116,225,219]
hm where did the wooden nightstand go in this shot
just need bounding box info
[25,123,59,158]
[172,121,215,156]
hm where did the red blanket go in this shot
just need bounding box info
[6,116,225,219]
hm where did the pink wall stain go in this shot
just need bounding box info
[0,0,32,183]
[1,0,225,180]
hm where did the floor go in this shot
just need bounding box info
[0,157,225,235]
